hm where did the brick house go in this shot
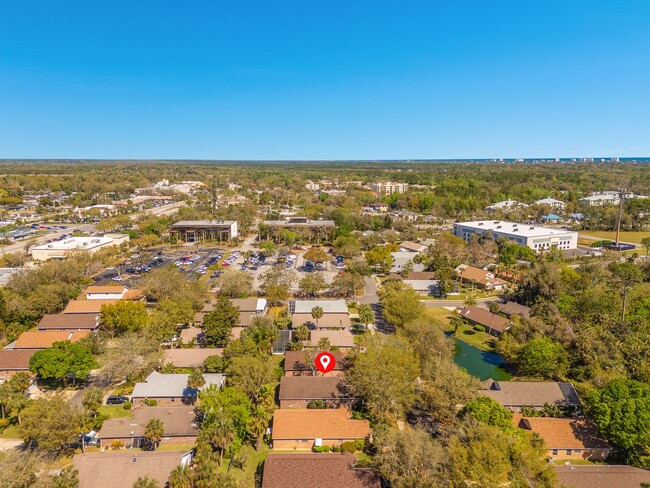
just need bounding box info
[271,408,370,450]
[515,416,612,461]
[279,376,354,408]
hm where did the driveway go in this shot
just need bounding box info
[358,276,379,305]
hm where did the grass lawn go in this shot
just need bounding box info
[98,405,133,419]
[422,307,453,326]
[217,445,269,485]
[447,323,496,352]
[579,231,650,244]
[0,423,21,439]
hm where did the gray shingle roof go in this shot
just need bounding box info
[131,371,224,399]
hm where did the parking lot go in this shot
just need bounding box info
[93,243,347,294]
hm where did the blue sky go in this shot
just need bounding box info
[1,1,649,159]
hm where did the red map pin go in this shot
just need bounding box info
[315,351,336,374]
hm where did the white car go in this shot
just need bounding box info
[112,276,122,282]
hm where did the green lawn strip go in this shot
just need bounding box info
[98,405,133,419]
[449,324,497,352]
[579,231,650,244]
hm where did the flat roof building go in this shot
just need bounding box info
[170,220,238,242]
[454,220,578,252]
[261,217,336,228]
[30,234,129,261]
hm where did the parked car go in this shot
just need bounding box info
[106,395,129,405]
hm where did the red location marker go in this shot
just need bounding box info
[315,351,336,374]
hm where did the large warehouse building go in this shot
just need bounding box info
[31,234,130,261]
[454,221,577,252]
[170,220,238,242]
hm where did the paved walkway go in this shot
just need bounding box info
[0,438,23,450]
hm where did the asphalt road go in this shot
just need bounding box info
[358,276,379,305]
[421,297,496,308]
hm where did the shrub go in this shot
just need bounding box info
[355,438,365,451]
[0,418,9,431]
[312,445,331,453]
[143,398,157,406]
[474,325,486,333]
[341,441,357,453]
[123,401,132,410]
[331,445,342,452]
[307,400,328,409]
[110,440,124,450]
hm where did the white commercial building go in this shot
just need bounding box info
[534,197,566,210]
[580,191,649,206]
[454,221,577,252]
[372,182,409,194]
[486,200,529,212]
[30,234,130,261]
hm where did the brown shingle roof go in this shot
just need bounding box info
[279,376,347,401]
[63,299,118,314]
[98,406,199,439]
[272,409,370,440]
[72,451,191,488]
[516,416,610,450]
[162,348,223,368]
[457,265,490,283]
[14,330,91,349]
[480,381,581,408]
[37,314,98,331]
[179,327,204,345]
[0,349,35,370]
[499,301,531,318]
[554,465,650,488]
[284,350,346,373]
[458,306,511,333]
[309,329,355,348]
[262,453,381,488]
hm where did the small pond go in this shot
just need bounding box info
[452,338,512,381]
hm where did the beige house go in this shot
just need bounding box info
[291,300,350,329]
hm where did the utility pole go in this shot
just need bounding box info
[615,188,626,247]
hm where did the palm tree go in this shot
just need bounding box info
[206,415,235,466]
[187,369,205,393]
[318,337,331,351]
[248,405,270,451]
[293,324,310,341]
[358,304,374,329]
[168,465,194,488]
[133,476,160,488]
[311,306,324,327]
[144,418,164,450]
[463,292,477,307]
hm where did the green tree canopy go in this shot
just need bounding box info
[516,337,568,379]
[459,396,514,433]
[379,280,424,328]
[20,395,82,454]
[100,301,150,336]
[586,378,650,452]
[29,341,96,387]
[346,335,419,422]
[203,297,239,347]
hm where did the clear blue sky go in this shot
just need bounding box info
[1,1,649,159]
